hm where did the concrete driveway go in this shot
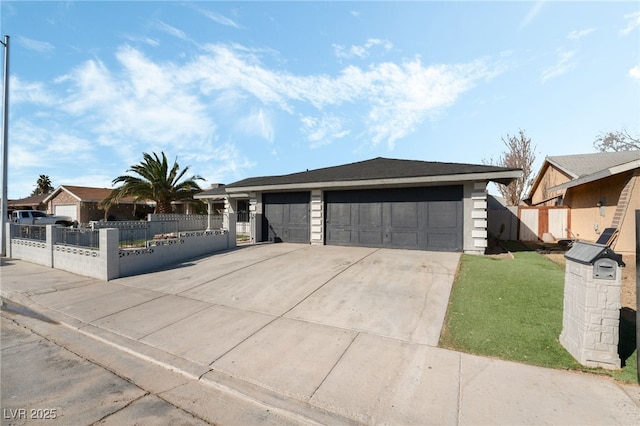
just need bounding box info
[113,243,459,346]
[3,244,638,425]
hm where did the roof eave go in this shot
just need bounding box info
[549,159,640,191]
[224,170,523,193]
[546,157,580,179]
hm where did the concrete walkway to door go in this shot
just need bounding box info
[1,244,638,425]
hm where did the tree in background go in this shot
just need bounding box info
[485,130,536,206]
[593,128,640,152]
[101,152,204,214]
[31,175,54,196]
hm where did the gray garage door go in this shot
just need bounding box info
[325,186,462,251]
[262,192,310,243]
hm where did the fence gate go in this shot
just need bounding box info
[518,206,570,241]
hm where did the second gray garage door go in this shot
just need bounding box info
[325,186,462,251]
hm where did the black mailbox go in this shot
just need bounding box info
[565,241,625,280]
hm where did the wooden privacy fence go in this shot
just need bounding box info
[518,206,570,241]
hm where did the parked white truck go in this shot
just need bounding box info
[11,210,73,227]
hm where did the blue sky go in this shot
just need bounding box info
[1,1,638,199]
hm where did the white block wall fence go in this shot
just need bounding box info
[5,223,233,281]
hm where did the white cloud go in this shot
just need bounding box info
[57,45,214,149]
[568,28,594,40]
[196,142,256,183]
[124,35,159,47]
[197,8,242,29]
[541,50,576,84]
[519,1,546,31]
[154,19,189,41]
[10,41,496,196]
[9,118,95,172]
[186,44,293,111]
[238,109,274,142]
[333,38,393,60]
[629,65,640,79]
[10,76,55,105]
[55,59,118,113]
[17,36,55,54]
[300,114,350,148]
[186,43,495,147]
[620,10,640,36]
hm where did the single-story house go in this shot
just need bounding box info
[196,157,522,254]
[43,185,155,223]
[525,150,639,255]
[7,193,48,213]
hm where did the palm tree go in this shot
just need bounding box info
[31,175,54,196]
[101,152,204,214]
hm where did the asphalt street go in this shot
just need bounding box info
[1,305,210,426]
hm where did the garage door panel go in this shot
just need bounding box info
[325,186,462,251]
[327,229,351,245]
[359,230,383,245]
[428,231,459,250]
[289,204,308,223]
[358,204,382,226]
[391,231,418,247]
[428,202,458,227]
[328,203,351,226]
[391,202,418,227]
[288,227,310,242]
[267,204,284,223]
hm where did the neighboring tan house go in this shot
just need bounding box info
[43,185,155,224]
[525,151,640,255]
[196,157,522,254]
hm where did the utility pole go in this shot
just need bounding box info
[1,35,9,257]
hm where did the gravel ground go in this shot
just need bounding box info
[543,253,636,311]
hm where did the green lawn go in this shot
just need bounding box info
[439,247,638,384]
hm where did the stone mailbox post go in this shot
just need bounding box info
[560,241,625,370]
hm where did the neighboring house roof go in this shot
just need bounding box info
[194,184,227,200]
[43,185,151,205]
[529,151,640,196]
[7,193,48,208]
[546,151,640,180]
[210,157,521,194]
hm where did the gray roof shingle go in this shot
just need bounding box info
[547,151,640,178]
[224,157,520,189]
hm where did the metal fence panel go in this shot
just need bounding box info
[118,227,149,248]
[87,215,223,248]
[148,220,178,237]
[55,228,100,249]
[148,214,221,231]
[12,224,47,241]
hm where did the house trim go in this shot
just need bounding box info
[225,170,521,194]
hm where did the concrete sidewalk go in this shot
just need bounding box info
[1,245,639,425]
